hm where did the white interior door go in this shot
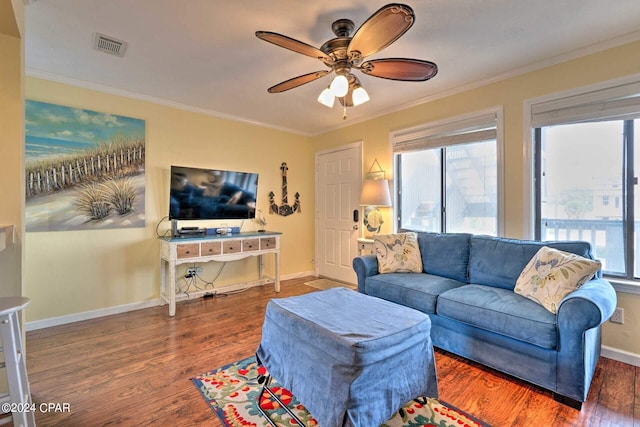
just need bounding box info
[316,144,362,283]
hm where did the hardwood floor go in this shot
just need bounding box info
[23,277,639,427]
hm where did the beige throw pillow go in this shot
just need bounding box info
[515,246,601,314]
[374,232,422,274]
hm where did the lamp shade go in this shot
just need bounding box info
[360,179,392,206]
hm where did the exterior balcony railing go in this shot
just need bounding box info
[541,218,639,278]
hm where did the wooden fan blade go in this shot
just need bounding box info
[359,58,438,81]
[347,4,415,60]
[267,70,330,93]
[256,31,333,63]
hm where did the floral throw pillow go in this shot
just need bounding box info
[374,232,422,274]
[515,246,601,314]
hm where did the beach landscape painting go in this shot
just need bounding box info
[25,100,146,232]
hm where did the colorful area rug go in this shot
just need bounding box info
[191,356,490,427]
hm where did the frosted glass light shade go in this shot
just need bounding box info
[329,74,349,97]
[360,179,392,206]
[317,87,335,108]
[352,86,370,106]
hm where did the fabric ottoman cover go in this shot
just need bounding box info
[256,287,438,427]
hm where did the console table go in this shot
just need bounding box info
[159,231,281,316]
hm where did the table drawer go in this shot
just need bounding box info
[261,237,276,250]
[201,241,222,256]
[223,240,241,254]
[243,238,260,252]
[176,243,200,259]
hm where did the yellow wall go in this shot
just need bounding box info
[314,41,640,237]
[0,0,24,299]
[22,36,640,357]
[311,41,640,356]
[24,77,315,322]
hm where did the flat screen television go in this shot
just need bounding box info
[169,165,258,220]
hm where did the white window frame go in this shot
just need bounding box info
[523,72,640,294]
[390,106,505,236]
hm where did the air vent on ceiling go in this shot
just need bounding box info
[92,32,128,57]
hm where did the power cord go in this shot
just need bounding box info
[178,262,229,298]
[155,215,171,237]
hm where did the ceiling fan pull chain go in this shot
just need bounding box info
[342,105,347,120]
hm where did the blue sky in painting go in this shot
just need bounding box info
[25,100,145,162]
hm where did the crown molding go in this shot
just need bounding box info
[27,29,640,138]
[25,69,313,137]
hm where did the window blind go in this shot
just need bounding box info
[531,79,640,127]
[392,111,497,154]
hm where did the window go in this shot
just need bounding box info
[392,108,502,235]
[530,77,640,280]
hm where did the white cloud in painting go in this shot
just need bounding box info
[74,109,124,127]
[41,111,69,124]
[49,130,74,138]
[78,131,96,140]
[100,114,123,127]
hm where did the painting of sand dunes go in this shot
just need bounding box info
[25,100,146,232]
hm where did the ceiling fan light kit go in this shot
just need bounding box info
[352,85,370,107]
[317,87,335,108]
[329,73,349,97]
[256,3,438,119]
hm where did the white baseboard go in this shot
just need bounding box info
[26,271,318,331]
[601,345,640,367]
[281,271,316,280]
[25,299,160,331]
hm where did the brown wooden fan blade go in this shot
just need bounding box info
[267,70,330,93]
[256,31,332,63]
[347,4,415,60]
[360,58,438,81]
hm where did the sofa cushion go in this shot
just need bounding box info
[515,246,602,314]
[416,232,471,282]
[437,284,558,349]
[365,273,466,315]
[469,235,595,290]
[374,232,422,274]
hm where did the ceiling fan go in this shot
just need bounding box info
[256,3,438,117]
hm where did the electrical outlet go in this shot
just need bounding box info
[186,267,202,276]
[610,307,624,324]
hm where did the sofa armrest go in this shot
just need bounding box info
[558,277,617,329]
[555,277,617,402]
[352,255,379,294]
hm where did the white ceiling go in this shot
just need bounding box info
[24,0,640,136]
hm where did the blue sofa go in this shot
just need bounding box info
[352,232,617,409]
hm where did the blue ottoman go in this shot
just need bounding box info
[256,287,438,427]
